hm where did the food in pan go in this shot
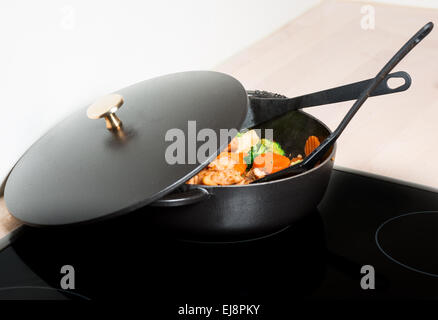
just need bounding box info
[304,135,321,157]
[186,130,321,186]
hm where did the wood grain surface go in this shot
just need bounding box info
[0,196,22,240]
[216,0,438,189]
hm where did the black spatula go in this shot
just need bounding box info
[253,22,433,184]
[243,71,411,129]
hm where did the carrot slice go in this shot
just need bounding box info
[233,152,247,173]
[304,136,320,157]
[233,163,247,174]
[253,152,290,174]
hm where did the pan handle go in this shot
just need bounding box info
[151,187,210,207]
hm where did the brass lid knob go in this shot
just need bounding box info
[87,93,124,130]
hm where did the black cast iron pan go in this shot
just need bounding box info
[0,72,409,242]
[149,109,336,240]
[0,22,432,246]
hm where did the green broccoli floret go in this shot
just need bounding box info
[260,139,285,156]
[243,138,285,167]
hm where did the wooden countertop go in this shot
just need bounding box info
[215,0,438,189]
[0,197,21,238]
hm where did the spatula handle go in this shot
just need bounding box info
[243,71,411,129]
[310,22,434,166]
[254,22,434,184]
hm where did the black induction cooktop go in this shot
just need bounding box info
[1,168,437,309]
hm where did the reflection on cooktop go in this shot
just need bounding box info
[376,211,438,278]
[9,209,327,302]
[0,286,90,300]
[1,169,438,304]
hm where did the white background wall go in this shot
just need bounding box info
[1,0,437,181]
[0,0,320,180]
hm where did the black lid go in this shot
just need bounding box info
[4,71,248,226]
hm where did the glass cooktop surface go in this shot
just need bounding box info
[1,169,438,308]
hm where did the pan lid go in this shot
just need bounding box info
[4,71,248,226]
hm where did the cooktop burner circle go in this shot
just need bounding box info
[375,211,438,278]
